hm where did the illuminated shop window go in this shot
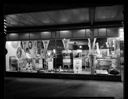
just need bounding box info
[5,28,122,76]
[94,37,121,75]
[118,27,124,41]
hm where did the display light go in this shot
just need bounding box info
[79,45,82,49]
[53,49,56,54]
[47,51,51,56]
[9,33,18,38]
[42,31,50,34]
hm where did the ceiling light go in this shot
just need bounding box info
[79,29,85,32]
[41,31,50,34]
[10,33,18,36]
[60,30,69,33]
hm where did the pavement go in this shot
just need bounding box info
[4,77,123,99]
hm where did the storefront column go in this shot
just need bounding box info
[1,23,6,98]
[1,34,6,71]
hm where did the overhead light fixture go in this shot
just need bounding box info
[79,29,85,32]
[86,29,91,32]
[10,33,18,36]
[99,28,106,32]
[60,30,69,33]
[41,31,50,34]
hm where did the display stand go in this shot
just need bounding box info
[33,57,43,71]
[47,58,53,70]
[62,50,71,69]
[73,58,82,73]
[73,50,82,73]
[47,50,54,70]
[39,59,43,69]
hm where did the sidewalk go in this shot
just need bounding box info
[4,77,123,99]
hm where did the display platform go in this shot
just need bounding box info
[5,71,121,82]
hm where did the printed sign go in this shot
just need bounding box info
[43,40,49,50]
[73,58,82,73]
[16,47,22,59]
[63,59,71,63]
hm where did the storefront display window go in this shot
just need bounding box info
[94,38,121,75]
[6,27,123,76]
[6,39,91,74]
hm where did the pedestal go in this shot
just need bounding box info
[48,58,53,70]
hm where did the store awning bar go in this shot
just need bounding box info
[6,27,120,41]
[5,5,123,28]
[6,21,123,33]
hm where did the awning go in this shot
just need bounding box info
[5,5,123,28]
